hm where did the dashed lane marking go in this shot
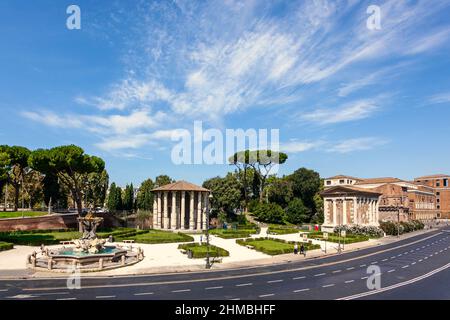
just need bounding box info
[96,295,116,299]
[332,270,342,273]
[259,293,275,298]
[314,273,326,277]
[205,286,223,290]
[236,283,253,287]
[345,280,355,283]
[171,289,191,293]
[387,269,396,273]
[322,284,335,288]
[267,280,283,283]
[293,288,310,293]
[293,276,306,280]
[134,292,154,296]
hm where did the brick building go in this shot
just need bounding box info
[414,174,450,219]
[322,174,440,226]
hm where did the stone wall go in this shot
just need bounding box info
[0,212,124,232]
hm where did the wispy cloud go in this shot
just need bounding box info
[328,137,388,153]
[300,99,379,125]
[281,140,325,153]
[429,92,450,104]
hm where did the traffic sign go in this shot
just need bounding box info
[323,232,328,240]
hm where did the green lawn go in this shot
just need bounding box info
[236,237,320,255]
[0,211,48,219]
[0,230,81,246]
[0,241,14,252]
[307,231,369,244]
[210,227,259,239]
[267,225,299,235]
[178,243,229,259]
[123,229,194,244]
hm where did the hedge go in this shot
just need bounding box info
[379,220,424,236]
[0,242,14,252]
[236,237,320,255]
[178,243,229,259]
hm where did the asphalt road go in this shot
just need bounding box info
[1,228,449,300]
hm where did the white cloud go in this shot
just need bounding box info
[21,111,83,128]
[429,92,450,104]
[301,100,378,125]
[328,137,388,153]
[281,140,324,153]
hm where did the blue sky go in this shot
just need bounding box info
[1,0,450,187]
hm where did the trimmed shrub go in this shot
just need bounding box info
[0,242,14,252]
[236,237,320,255]
[379,220,424,236]
[333,225,384,238]
[178,243,229,259]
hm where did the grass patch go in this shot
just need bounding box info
[123,229,194,244]
[307,231,369,244]
[236,237,320,255]
[178,243,229,259]
[210,225,259,239]
[0,241,14,252]
[267,225,299,235]
[0,211,48,219]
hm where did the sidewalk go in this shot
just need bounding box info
[0,227,436,279]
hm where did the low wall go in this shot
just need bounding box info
[0,212,124,232]
[0,214,78,232]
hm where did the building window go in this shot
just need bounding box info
[339,180,345,184]
[444,179,448,187]
[436,181,440,187]
[437,205,440,209]
[437,192,440,196]
[326,180,331,185]
[437,199,440,203]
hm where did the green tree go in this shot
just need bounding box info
[29,145,104,216]
[265,176,293,208]
[123,183,134,211]
[229,150,288,203]
[136,178,154,211]
[154,175,174,188]
[0,145,31,211]
[288,168,321,211]
[84,170,109,208]
[107,182,123,212]
[203,173,241,216]
[285,198,310,224]
[0,152,10,209]
[252,202,286,224]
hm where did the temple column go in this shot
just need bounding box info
[375,199,379,225]
[171,191,177,230]
[332,199,337,226]
[202,192,208,230]
[152,194,158,229]
[353,197,357,225]
[343,199,347,225]
[157,192,162,228]
[181,191,186,230]
[189,191,195,230]
[323,199,329,224]
[197,192,202,230]
[163,192,169,229]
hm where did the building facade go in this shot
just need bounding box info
[322,174,441,227]
[320,186,381,232]
[151,181,211,232]
[414,174,450,219]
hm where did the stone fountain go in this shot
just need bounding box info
[27,211,144,273]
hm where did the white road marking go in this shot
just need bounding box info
[236,283,253,287]
[402,265,409,269]
[346,267,355,270]
[419,259,423,262]
[35,292,69,296]
[57,297,77,301]
[345,280,355,283]
[411,262,416,265]
[134,292,154,296]
[322,284,335,288]
[382,259,388,262]
[370,262,378,265]
[360,264,367,267]
[0,289,8,292]
[267,280,283,283]
[332,270,342,273]
[338,262,450,300]
[293,288,310,293]
[205,286,223,290]
[293,276,306,280]
[96,295,116,299]
[361,276,368,280]
[172,289,191,293]
[314,273,326,277]
[259,293,275,298]
[387,269,396,273]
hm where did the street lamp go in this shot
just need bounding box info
[205,193,213,269]
[396,198,400,238]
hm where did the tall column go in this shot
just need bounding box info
[163,192,169,229]
[375,199,379,225]
[157,192,162,228]
[202,192,208,230]
[323,199,329,224]
[189,191,195,230]
[171,191,177,230]
[181,191,186,229]
[197,192,202,230]
[152,194,158,229]
[343,199,347,225]
[332,199,337,226]
[353,197,358,225]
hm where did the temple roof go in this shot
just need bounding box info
[325,174,362,180]
[152,180,210,192]
[320,185,382,197]
[355,177,404,185]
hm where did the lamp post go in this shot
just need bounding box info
[396,198,400,238]
[205,193,213,269]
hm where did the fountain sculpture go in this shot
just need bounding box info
[27,210,144,272]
